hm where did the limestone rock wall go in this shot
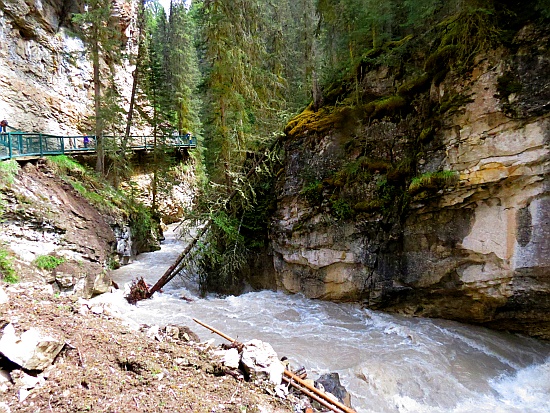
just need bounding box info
[0,161,119,297]
[0,0,140,135]
[271,26,550,338]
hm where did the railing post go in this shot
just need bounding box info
[8,133,12,158]
[39,133,43,156]
[60,135,64,154]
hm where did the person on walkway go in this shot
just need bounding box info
[0,120,8,133]
[83,136,89,148]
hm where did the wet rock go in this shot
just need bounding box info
[315,372,352,407]
[0,324,64,371]
[114,225,133,264]
[90,272,112,296]
[177,326,200,342]
[240,339,285,384]
[55,272,75,289]
[164,325,179,339]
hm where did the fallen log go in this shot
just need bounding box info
[192,318,237,344]
[192,318,357,413]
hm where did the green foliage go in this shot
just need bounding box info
[0,248,18,283]
[48,155,86,174]
[330,198,353,220]
[70,180,105,205]
[300,180,324,205]
[433,5,501,72]
[0,160,20,188]
[34,255,66,270]
[196,210,248,296]
[129,201,156,252]
[408,170,457,194]
[372,96,407,118]
[397,74,431,97]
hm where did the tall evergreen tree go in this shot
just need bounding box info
[199,0,285,188]
[73,0,122,175]
[168,0,201,136]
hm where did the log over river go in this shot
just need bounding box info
[94,226,550,413]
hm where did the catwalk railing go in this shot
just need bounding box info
[0,131,196,160]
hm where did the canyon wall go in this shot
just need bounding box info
[0,0,138,135]
[270,25,550,339]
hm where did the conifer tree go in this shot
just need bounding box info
[167,0,201,136]
[72,0,122,175]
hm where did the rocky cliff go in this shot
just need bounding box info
[0,0,138,135]
[270,23,550,339]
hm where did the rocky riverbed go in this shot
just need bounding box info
[0,281,296,413]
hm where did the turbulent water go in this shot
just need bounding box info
[95,226,550,413]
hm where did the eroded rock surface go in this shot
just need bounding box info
[0,0,141,135]
[0,162,120,297]
[271,26,550,339]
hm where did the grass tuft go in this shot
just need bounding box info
[34,255,66,270]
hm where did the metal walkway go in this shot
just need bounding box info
[0,130,196,161]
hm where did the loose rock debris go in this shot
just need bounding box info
[0,283,353,412]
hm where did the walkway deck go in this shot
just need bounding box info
[0,131,196,161]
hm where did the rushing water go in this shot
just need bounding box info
[94,226,550,413]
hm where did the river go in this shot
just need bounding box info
[94,225,550,413]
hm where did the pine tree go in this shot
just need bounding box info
[167,0,201,136]
[72,0,123,175]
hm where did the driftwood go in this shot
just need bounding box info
[192,318,357,413]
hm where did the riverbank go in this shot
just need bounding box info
[0,281,294,413]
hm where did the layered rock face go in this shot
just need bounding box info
[271,26,550,338]
[0,0,137,135]
[0,162,117,297]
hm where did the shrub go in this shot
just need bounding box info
[34,255,66,270]
[331,198,353,220]
[300,180,324,205]
[0,249,18,283]
[0,160,20,188]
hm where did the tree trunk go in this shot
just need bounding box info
[121,0,145,155]
[93,35,104,175]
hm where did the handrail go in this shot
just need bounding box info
[0,132,196,160]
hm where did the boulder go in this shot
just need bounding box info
[213,348,240,369]
[315,372,352,407]
[240,339,285,384]
[0,324,64,371]
[177,326,200,343]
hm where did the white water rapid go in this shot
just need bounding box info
[94,226,550,413]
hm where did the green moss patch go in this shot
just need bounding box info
[397,74,431,97]
[408,170,457,195]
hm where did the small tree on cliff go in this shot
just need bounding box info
[73,0,122,175]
